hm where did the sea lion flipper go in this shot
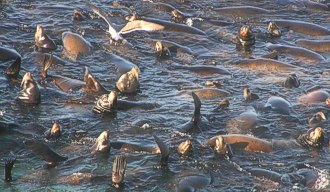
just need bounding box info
[112,155,126,188]
[5,57,21,77]
[153,135,169,165]
[41,53,53,79]
[4,158,16,182]
[192,91,201,115]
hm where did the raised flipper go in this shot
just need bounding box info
[112,155,126,188]
[83,66,108,95]
[4,158,16,182]
[153,135,169,166]
[5,57,21,77]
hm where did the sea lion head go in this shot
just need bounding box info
[218,98,230,109]
[93,91,118,113]
[155,41,171,58]
[214,136,233,159]
[83,66,107,95]
[298,127,325,148]
[177,139,192,156]
[326,98,330,107]
[171,9,185,23]
[34,25,57,52]
[237,26,255,47]
[112,155,127,188]
[243,87,259,101]
[283,74,300,89]
[308,112,326,127]
[268,22,281,37]
[45,122,61,140]
[91,130,110,154]
[125,14,138,22]
[18,72,41,104]
[116,67,140,93]
[73,9,85,21]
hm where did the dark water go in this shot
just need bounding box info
[1,0,330,191]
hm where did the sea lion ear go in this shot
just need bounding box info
[192,92,201,115]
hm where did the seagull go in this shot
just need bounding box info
[86,2,125,45]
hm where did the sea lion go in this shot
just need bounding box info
[264,96,292,115]
[266,43,325,63]
[119,18,206,36]
[86,2,125,45]
[44,122,61,140]
[171,64,231,76]
[177,139,192,156]
[302,0,330,11]
[34,25,57,52]
[231,58,300,73]
[4,158,16,182]
[236,25,255,49]
[296,39,330,53]
[216,98,230,110]
[176,173,212,192]
[93,90,157,113]
[271,19,330,36]
[187,88,229,100]
[30,52,67,67]
[108,53,139,75]
[73,8,90,21]
[18,72,41,104]
[0,46,21,62]
[154,40,194,59]
[153,135,170,166]
[5,57,21,83]
[171,9,187,23]
[24,139,68,168]
[116,66,140,94]
[308,112,326,128]
[268,22,281,37]
[226,107,257,134]
[243,88,259,101]
[62,31,93,61]
[90,130,110,155]
[249,167,319,188]
[213,135,233,159]
[214,6,271,17]
[297,89,329,104]
[112,155,126,188]
[283,74,300,89]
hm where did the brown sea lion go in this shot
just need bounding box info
[214,6,271,17]
[90,130,110,155]
[268,22,281,37]
[24,139,68,168]
[266,43,325,63]
[4,158,16,182]
[296,39,330,53]
[243,88,259,101]
[187,88,229,100]
[271,19,330,36]
[297,89,329,104]
[236,25,255,48]
[18,72,41,104]
[112,155,127,188]
[0,47,21,62]
[264,96,292,115]
[231,58,300,72]
[116,66,140,94]
[308,112,326,128]
[34,25,57,52]
[249,167,319,189]
[119,18,206,36]
[44,122,61,140]
[93,90,158,113]
[226,107,257,134]
[154,40,194,59]
[62,31,93,61]
[171,64,231,76]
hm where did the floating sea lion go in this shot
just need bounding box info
[226,107,257,134]
[176,173,212,192]
[266,43,325,63]
[264,96,292,115]
[231,58,300,73]
[178,92,211,133]
[62,31,93,61]
[107,53,140,75]
[308,112,326,128]
[205,81,221,88]
[214,6,271,17]
[119,17,206,36]
[171,64,231,76]
[112,155,127,188]
[24,139,68,168]
[91,130,110,155]
[30,52,67,67]
[283,74,300,89]
[186,88,229,100]
[236,25,255,49]
[268,22,281,37]
[4,158,16,182]
[18,72,41,104]
[44,122,61,140]
[271,19,330,36]
[297,89,329,104]
[73,8,90,21]
[296,39,330,53]
[5,57,21,83]
[249,167,319,189]
[93,90,157,113]
[218,98,230,109]
[34,25,57,52]
[86,2,125,45]
[116,66,140,94]
[243,88,259,101]
[154,40,194,59]
[0,47,21,62]
[302,0,330,11]
[177,139,192,156]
